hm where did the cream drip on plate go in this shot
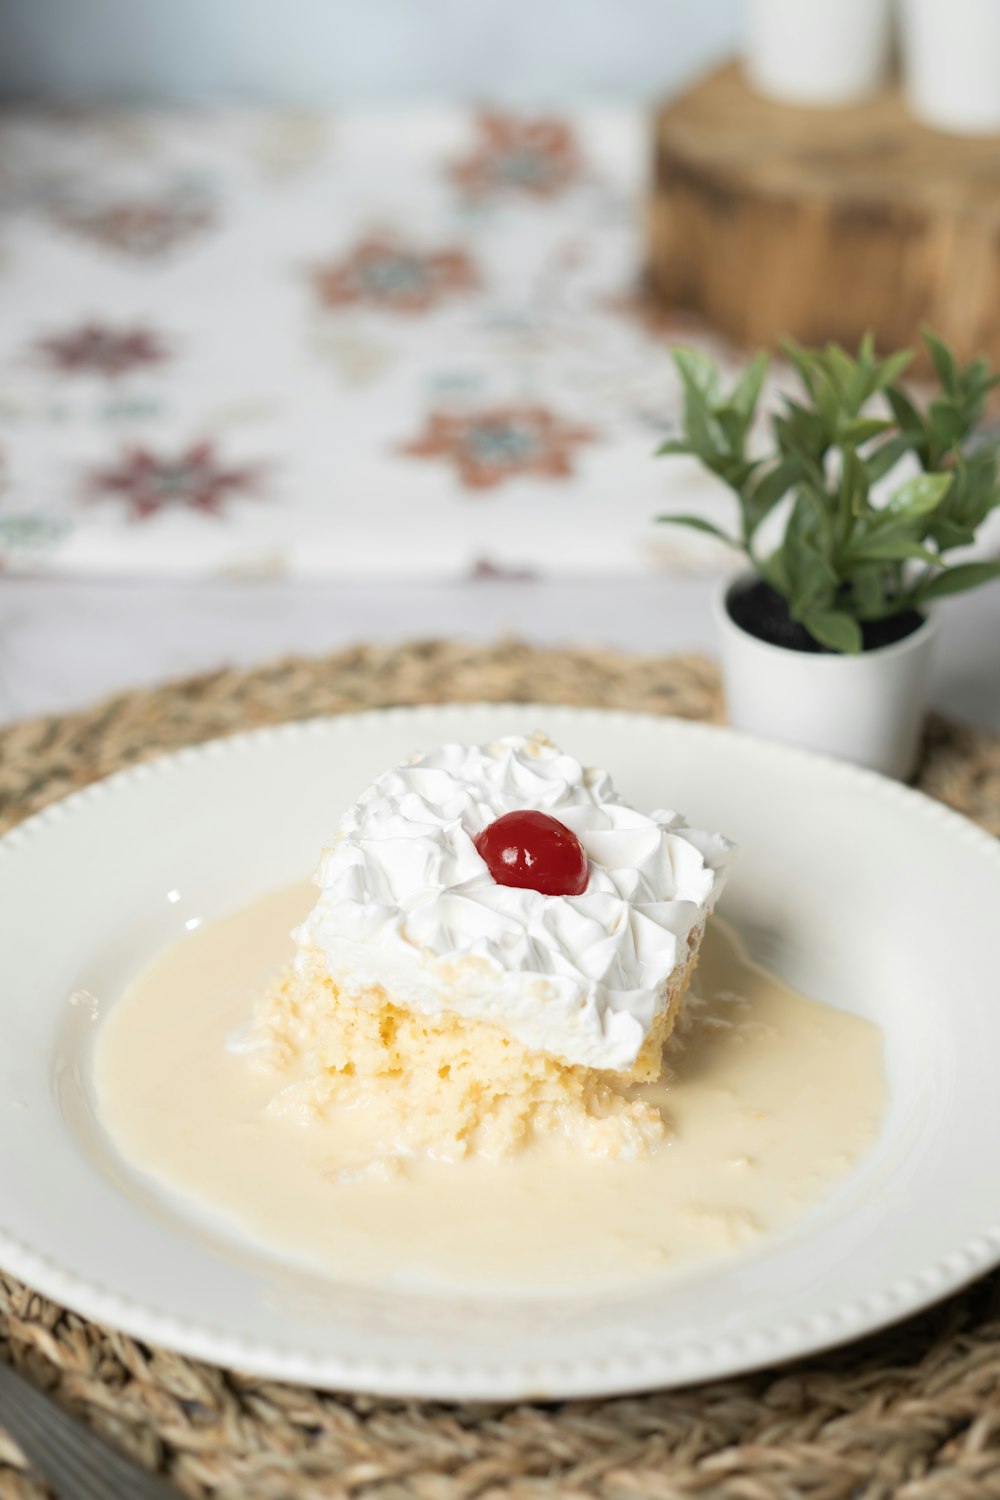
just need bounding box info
[291,733,733,1070]
[93,884,886,1293]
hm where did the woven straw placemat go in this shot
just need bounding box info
[2,641,1000,1500]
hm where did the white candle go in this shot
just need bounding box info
[746,0,893,108]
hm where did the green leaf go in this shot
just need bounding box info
[781,339,820,399]
[714,457,759,493]
[841,446,871,519]
[812,371,843,431]
[655,513,740,548]
[669,348,726,461]
[773,403,828,481]
[878,350,916,388]
[801,609,864,655]
[886,384,925,435]
[715,403,749,451]
[851,536,943,565]
[759,548,787,595]
[672,347,720,402]
[840,416,892,445]
[926,398,968,455]
[731,351,769,421]
[922,328,958,390]
[909,560,1000,603]
[744,457,801,534]
[783,493,837,617]
[930,520,977,550]
[795,480,836,531]
[845,339,877,410]
[851,565,888,619]
[826,344,859,400]
[886,472,953,518]
[654,438,695,457]
[676,392,720,462]
[865,431,918,483]
[942,450,1000,532]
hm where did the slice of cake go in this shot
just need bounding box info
[247,732,733,1161]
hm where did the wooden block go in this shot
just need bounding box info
[649,62,1000,368]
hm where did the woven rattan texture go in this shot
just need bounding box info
[2,641,999,1500]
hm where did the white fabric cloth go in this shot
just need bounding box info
[0,108,741,581]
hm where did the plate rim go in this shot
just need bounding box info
[2,701,1000,1401]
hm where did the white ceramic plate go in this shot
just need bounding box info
[2,704,1000,1401]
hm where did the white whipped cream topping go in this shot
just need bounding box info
[295,733,733,1071]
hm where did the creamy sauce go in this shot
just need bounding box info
[92,883,885,1293]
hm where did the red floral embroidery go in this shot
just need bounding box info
[37,323,169,378]
[312,235,479,313]
[449,114,583,200]
[55,186,215,258]
[87,442,264,521]
[401,405,596,490]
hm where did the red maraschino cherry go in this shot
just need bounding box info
[474,810,589,896]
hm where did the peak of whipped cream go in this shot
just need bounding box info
[295,732,734,1071]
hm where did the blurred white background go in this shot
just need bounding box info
[0,0,741,106]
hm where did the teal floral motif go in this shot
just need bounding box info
[312,236,478,314]
[0,513,66,561]
[402,405,596,490]
[450,115,583,200]
[86,441,265,520]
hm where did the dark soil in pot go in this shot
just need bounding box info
[728,578,925,655]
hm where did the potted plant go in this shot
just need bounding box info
[656,331,1000,779]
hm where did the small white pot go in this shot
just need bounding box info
[714,577,938,780]
[901,0,1000,135]
[746,0,893,108]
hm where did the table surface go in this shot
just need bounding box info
[2,573,998,732]
[6,625,998,1500]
